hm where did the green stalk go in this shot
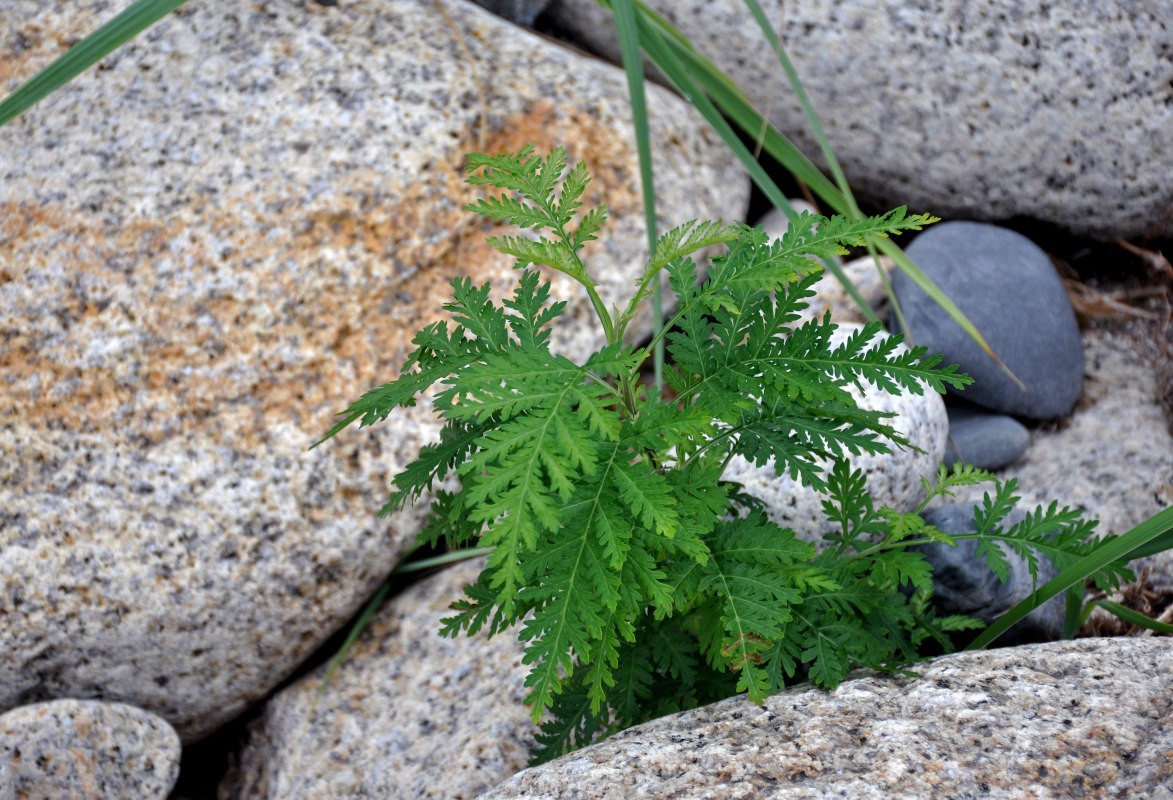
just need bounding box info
[394,546,495,574]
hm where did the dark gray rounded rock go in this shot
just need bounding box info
[912,503,1064,644]
[943,406,1031,471]
[893,221,1083,420]
[472,0,549,25]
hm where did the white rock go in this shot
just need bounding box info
[0,700,180,800]
[0,0,748,741]
[547,0,1173,240]
[722,323,947,543]
[222,559,535,800]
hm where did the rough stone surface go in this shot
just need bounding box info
[944,329,1173,594]
[943,405,1031,470]
[222,559,536,800]
[546,0,1173,240]
[0,0,748,742]
[480,637,1173,799]
[894,221,1084,419]
[722,324,948,544]
[0,700,180,800]
[0,758,11,800]
[912,504,1064,643]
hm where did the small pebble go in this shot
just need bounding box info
[943,405,1031,470]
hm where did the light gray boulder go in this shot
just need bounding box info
[0,0,748,741]
[0,700,180,800]
[480,637,1173,799]
[222,559,536,800]
[546,0,1173,240]
[722,323,948,544]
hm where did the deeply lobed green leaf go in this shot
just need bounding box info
[318,147,1135,766]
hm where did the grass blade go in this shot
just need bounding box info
[1091,600,1173,635]
[608,0,663,388]
[968,505,1173,649]
[630,8,877,321]
[1061,584,1083,639]
[0,0,190,128]
[394,546,494,574]
[630,1,1002,361]
[1115,527,1173,562]
[739,0,860,217]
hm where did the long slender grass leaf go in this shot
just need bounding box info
[968,505,1173,649]
[1091,600,1173,635]
[740,0,860,217]
[0,0,190,128]
[631,0,1001,358]
[609,0,663,388]
[628,10,876,322]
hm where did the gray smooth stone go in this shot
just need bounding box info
[913,503,1064,643]
[472,0,549,25]
[894,221,1083,420]
[943,405,1031,470]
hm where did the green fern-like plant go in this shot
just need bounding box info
[316,146,1131,764]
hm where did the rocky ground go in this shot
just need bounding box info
[2,0,1170,797]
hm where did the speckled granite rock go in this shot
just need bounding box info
[0,0,748,742]
[0,758,11,800]
[221,559,535,800]
[721,323,948,543]
[546,0,1173,240]
[894,221,1084,419]
[479,636,1173,799]
[943,329,1173,594]
[0,700,180,800]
